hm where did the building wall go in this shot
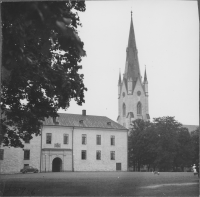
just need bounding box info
[1,125,128,173]
[118,78,148,128]
[0,135,41,174]
[73,127,128,171]
[41,126,73,172]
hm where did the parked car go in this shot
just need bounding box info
[20,166,39,173]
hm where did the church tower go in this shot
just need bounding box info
[117,12,150,128]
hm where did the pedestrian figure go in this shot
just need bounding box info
[153,171,159,175]
[192,164,198,176]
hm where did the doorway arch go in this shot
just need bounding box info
[52,157,62,172]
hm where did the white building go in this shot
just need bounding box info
[0,110,128,174]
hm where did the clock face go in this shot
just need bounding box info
[137,91,141,96]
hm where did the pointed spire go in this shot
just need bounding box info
[127,11,137,52]
[118,69,121,85]
[123,11,141,90]
[144,65,148,83]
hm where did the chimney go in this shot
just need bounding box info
[82,110,86,116]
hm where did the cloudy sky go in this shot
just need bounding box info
[60,1,199,126]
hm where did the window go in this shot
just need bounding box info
[96,150,101,160]
[82,134,87,145]
[46,133,52,144]
[63,134,69,144]
[137,102,142,115]
[111,151,115,160]
[111,136,115,146]
[123,103,126,117]
[24,150,30,160]
[96,135,101,145]
[0,149,4,160]
[81,150,87,160]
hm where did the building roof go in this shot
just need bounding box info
[43,113,127,130]
[183,125,199,133]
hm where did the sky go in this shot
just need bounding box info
[59,1,199,126]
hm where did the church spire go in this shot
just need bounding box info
[144,66,148,83]
[124,11,141,91]
[118,69,121,85]
[127,11,137,53]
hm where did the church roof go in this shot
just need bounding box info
[43,113,127,130]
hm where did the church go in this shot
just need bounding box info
[117,12,150,128]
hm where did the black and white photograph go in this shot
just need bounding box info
[0,0,199,196]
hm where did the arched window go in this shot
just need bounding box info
[137,102,142,115]
[123,103,126,117]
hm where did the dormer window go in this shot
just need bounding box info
[107,122,111,126]
[79,120,83,124]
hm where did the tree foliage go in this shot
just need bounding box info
[191,127,199,167]
[153,116,181,171]
[128,116,195,172]
[174,127,193,171]
[1,1,87,147]
[128,119,157,171]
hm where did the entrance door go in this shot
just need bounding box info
[116,163,121,171]
[52,157,62,172]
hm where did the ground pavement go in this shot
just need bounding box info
[0,171,199,196]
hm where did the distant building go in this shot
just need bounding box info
[0,110,128,174]
[183,125,199,133]
[117,13,150,129]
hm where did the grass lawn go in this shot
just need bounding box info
[0,171,199,196]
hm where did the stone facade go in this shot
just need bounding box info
[41,126,73,172]
[0,135,41,174]
[73,127,127,171]
[0,112,128,174]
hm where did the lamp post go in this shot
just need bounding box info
[45,154,47,173]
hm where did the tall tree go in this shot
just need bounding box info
[153,116,181,171]
[191,127,199,169]
[173,127,193,171]
[1,1,87,148]
[128,119,157,171]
